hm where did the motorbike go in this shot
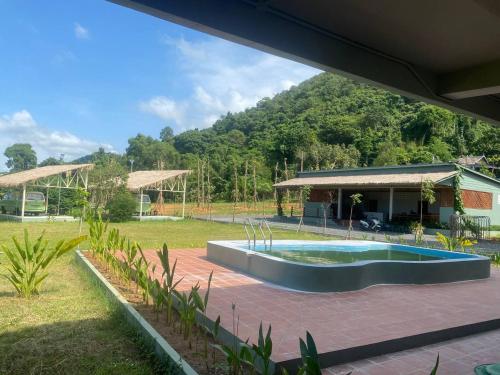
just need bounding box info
[359,217,382,232]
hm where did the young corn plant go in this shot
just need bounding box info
[252,322,273,375]
[150,276,166,320]
[157,243,184,325]
[135,257,151,305]
[192,271,214,358]
[297,331,322,375]
[211,315,221,368]
[490,253,500,267]
[429,354,439,375]
[1,230,86,298]
[122,240,138,286]
[213,304,254,375]
[88,213,108,259]
[174,286,199,348]
[436,232,475,251]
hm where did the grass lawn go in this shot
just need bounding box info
[0,219,329,374]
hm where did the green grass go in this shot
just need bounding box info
[0,218,329,249]
[0,219,329,374]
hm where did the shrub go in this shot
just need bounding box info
[1,230,86,298]
[106,189,136,222]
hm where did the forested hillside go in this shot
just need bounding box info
[169,72,499,199]
[5,73,500,203]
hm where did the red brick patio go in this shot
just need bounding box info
[143,248,500,371]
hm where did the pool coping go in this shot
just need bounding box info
[207,240,491,292]
[75,250,198,375]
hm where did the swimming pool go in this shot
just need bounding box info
[207,240,490,292]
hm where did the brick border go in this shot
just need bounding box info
[75,250,198,375]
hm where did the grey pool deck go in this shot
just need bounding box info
[144,248,500,372]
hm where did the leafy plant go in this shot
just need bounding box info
[297,331,321,375]
[156,243,184,325]
[88,213,108,258]
[122,239,138,286]
[192,270,214,358]
[490,252,500,267]
[105,188,136,222]
[436,232,475,251]
[1,230,86,298]
[213,304,254,375]
[174,286,199,347]
[252,322,273,375]
[429,354,439,375]
[150,276,165,320]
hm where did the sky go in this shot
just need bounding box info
[0,0,320,171]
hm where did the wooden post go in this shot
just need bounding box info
[139,188,143,219]
[243,160,248,208]
[284,158,289,204]
[182,174,187,218]
[197,158,201,207]
[253,162,257,209]
[274,162,279,203]
[21,184,26,221]
[45,187,49,214]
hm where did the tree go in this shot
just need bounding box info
[160,126,174,143]
[4,144,37,171]
[88,155,128,210]
[347,193,362,239]
[38,157,62,167]
[105,188,136,222]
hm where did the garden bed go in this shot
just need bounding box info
[77,250,229,375]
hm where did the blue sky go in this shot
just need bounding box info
[0,0,320,170]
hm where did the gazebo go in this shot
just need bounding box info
[0,164,93,222]
[126,170,191,219]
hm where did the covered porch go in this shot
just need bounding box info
[274,168,458,226]
[305,186,445,224]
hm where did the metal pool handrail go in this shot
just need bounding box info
[258,221,267,249]
[243,222,251,249]
[246,218,257,249]
[263,220,273,249]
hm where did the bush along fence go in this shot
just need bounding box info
[80,215,442,375]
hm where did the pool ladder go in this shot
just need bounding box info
[244,218,272,250]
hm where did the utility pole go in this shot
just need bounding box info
[129,159,134,173]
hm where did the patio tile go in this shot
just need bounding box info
[144,248,500,368]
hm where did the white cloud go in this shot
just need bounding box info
[74,23,89,40]
[140,36,321,132]
[0,110,113,169]
[139,97,185,125]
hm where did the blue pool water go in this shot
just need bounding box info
[240,241,477,265]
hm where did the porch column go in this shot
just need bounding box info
[337,188,342,220]
[389,187,394,221]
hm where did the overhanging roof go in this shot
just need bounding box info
[126,170,190,191]
[0,164,94,188]
[274,171,457,188]
[111,0,500,125]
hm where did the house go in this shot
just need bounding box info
[274,163,500,226]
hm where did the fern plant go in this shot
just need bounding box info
[1,230,85,298]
